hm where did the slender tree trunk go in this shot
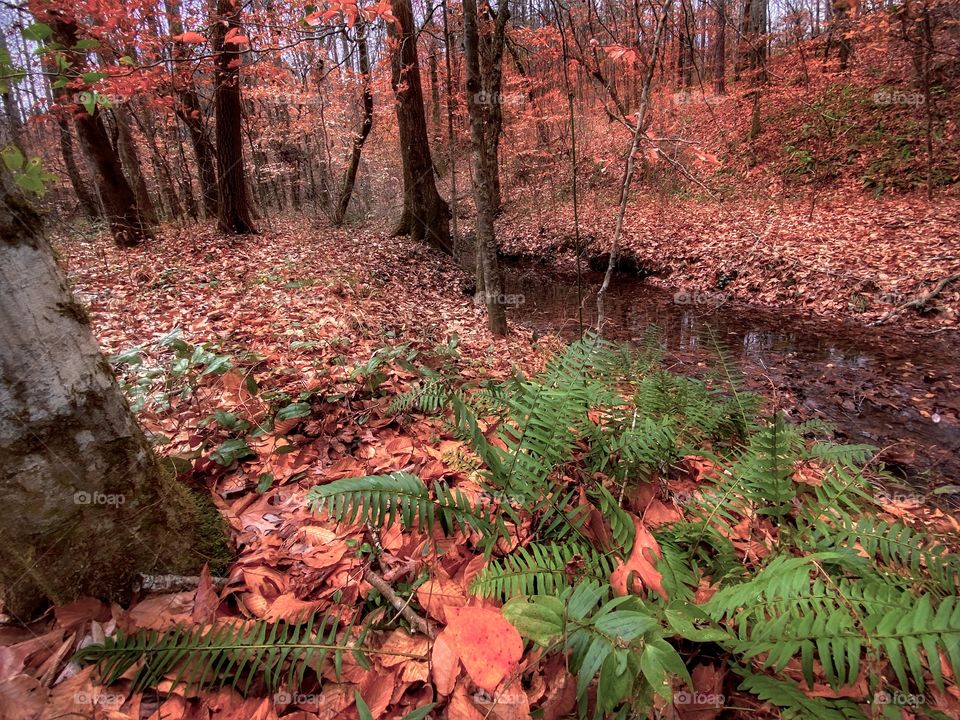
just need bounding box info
[165,0,219,217]
[478,1,510,212]
[136,104,185,220]
[388,0,451,254]
[463,0,507,335]
[713,0,727,93]
[334,19,374,225]
[0,184,210,619]
[597,0,673,330]
[213,0,257,234]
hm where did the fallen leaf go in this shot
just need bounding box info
[444,607,524,693]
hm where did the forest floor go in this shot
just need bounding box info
[493,187,960,332]
[2,218,958,720]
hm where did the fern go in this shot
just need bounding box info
[737,672,869,719]
[800,515,960,596]
[307,471,503,541]
[471,541,618,600]
[74,612,366,695]
[707,555,960,691]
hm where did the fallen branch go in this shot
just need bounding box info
[870,273,960,325]
[364,568,435,638]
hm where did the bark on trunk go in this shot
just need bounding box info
[714,0,727,94]
[112,106,159,225]
[0,186,210,619]
[56,115,101,218]
[334,19,373,225]
[213,0,257,234]
[43,15,149,245]
[463,0,507,335]
[388,0,451,254]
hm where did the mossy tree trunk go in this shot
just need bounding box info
[0,186,216,620]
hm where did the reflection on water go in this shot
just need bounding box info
[497,262,959,485]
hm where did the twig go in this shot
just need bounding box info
[364,568,435,638]
[870,273,960,325]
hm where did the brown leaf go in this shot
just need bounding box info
[610,518,668,601]
[431,630,461,696]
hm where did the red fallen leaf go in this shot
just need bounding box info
[444,607,524,693]
[431,630,461,696]
[358,667,395,717]
[192,564,220,624]
[610,518,668,601]
[172,31,206,44]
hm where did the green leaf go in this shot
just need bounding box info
[400,705,437,720]
[75,40,101,51]
[2,145,24,172]
[355,691,374,720]
[81,70,105,83]
[211,439,255,466]
[276,402,311,421]
[22,23,52,42]
[502,596,565,646]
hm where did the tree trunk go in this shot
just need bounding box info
[334,19,374,225]
[713,0,727,94]
[478,1,509,213]
[56,115,101,218]
[0,185,212,619]
[112,106,159,225]
[165,0,219,218]
[43,16,149,245]
[463,0,507,335]
[388,0,451,254]
[213,0,257,234]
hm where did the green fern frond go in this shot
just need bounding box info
[307,472,501,541]
[74,612,366,694]
[737,671,869,719]
[471,542,617,600]
[800,516,960,596]
[708,555,960,691]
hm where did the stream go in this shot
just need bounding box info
[495,261,960,497]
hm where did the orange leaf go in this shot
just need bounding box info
[172,31,206,44]
[610,518,669,601]
[444,607,523,693]
[431,630,461,696]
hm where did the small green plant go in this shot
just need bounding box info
[110,328,236,413]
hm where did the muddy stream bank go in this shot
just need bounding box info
[490,260,960,496]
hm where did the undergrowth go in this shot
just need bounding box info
[80,333,960,719]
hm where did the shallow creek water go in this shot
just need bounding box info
[495,261,960,495]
